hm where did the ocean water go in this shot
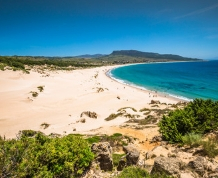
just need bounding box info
[109,60,218,101]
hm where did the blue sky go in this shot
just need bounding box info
[0,0,218,59]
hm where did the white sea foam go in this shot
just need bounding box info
[107,67,192,102]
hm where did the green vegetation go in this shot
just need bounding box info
[159,99,218,143]
[118,107,137,112]
[0,50,201,73]
[116,166,150,178]
[116,166,171,178]
[111,50,202,61]
[86,136,101,144]
[31,91,38,97]
[181,133,202,147]
[159,99,218,158]
[40,122,50,129]
[105,113,123,121]
[0,63,6,70]
[140,108,150,112]
[181,133,218,158]
[0,131,94,177]
[85,133,130,147]
[0,56,101,72]
[201,138,218,158]
[112,153,126,167]
[37,86,44,92]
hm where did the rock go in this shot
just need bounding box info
[150,100,160,104]
[91,142,113,171]
[180,172,195,178]
[80,111,97,119]
[150,135,162,143]
[123,145,140,165]
[151,157,184,177]
[146,146,170,159]
[209,173,218,178]
[117,156,126,171]
[188,156,208,176]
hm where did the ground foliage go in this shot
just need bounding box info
[0,56,100,72]
[0,131,94,178]
[159,99,218,143]
[116,166,171,178]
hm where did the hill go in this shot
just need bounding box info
[110,50,201,61]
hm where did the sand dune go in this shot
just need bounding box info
[0,66,181,138]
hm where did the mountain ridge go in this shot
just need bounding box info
[110,50,201,61]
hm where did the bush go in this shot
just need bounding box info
[40,122,50,129]
[37,86,44,92]
[105,113,123,121]
[31,91,38,97]
[86,136,101,144]
[116,166,150,178]
[181,133,202,147]
[112,153,126,167]
[159,99,218,143]
[0,132,94,177]
[201,138,218,158]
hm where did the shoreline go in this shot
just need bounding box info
[106,63,190,102]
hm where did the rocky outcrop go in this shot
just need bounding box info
[123,145,140,166]
[91,142,113,171]
[151,157,184,177]
[188,156,209,176]
[80,111,97,119]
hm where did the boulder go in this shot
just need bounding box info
[151,157,184,177]
[91,142,113,171]
[188,156,208,176]
[150,135,162,143]
[123,145,140,165]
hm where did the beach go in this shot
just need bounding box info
[0,65,181,139]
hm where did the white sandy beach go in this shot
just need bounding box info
[0,65,181,139]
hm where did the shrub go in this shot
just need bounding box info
[201,138,218,158]
[86,136,101,144]
[105,113,123,121]
[181,133,202,147]
[0,132,94,177]
[40,122,50,129]
[116,166,150,178]
[118,107,137,112]
[37,86,44,92]
[31,91,38,97]
[112,154,126,167]
[159,99,218,143]
[140,108,150,112]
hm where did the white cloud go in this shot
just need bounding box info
[174,3,218,20]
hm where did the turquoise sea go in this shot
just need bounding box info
[109,60,218,101]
